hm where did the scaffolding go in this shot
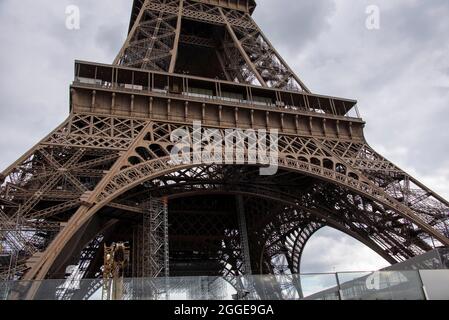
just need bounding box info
[140,198,169,299]
[142,198,169,278]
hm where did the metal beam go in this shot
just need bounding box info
[169,0,184,73]
[218,7,267,87]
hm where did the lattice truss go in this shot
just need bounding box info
[220,30,259,86]
[165,196,241,282]
[318,139,449,240]
[101,122,449,257]
[1,117,448,285]
[219,7,308,91]
[0,114,146,280]
[114,0,309,91]
[116,0,182,71]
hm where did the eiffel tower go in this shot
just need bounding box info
[1,0,448,299]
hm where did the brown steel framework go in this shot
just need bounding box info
[0,0,448,299]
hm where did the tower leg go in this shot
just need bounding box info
[236,195,252,275]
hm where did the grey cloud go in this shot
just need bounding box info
[95,23,128,57]
[382,0,449,45]
[253,0,336,54]
[301,228,390,273]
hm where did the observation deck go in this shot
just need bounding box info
[71,61,363,141]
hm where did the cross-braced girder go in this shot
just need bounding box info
[2,116,448,288]
[115,0,310,91]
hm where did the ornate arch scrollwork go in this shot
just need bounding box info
[15,122,449,300]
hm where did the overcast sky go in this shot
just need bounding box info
[1,0,448,273]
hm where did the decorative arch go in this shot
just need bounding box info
[19,121,449,300]
[93,152,448,250]
[23,151,449,290]
[288,223,324,275]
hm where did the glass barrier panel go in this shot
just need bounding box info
[338,271,425,300]
[299,274,340,300]
[0,271,435,300]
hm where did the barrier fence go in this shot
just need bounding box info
[1,270,448,300]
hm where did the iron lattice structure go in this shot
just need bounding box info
[1,0,448,299]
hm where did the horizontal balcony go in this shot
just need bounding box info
[74,60,362,122]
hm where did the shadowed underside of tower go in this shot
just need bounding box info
[0,0,448,300]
